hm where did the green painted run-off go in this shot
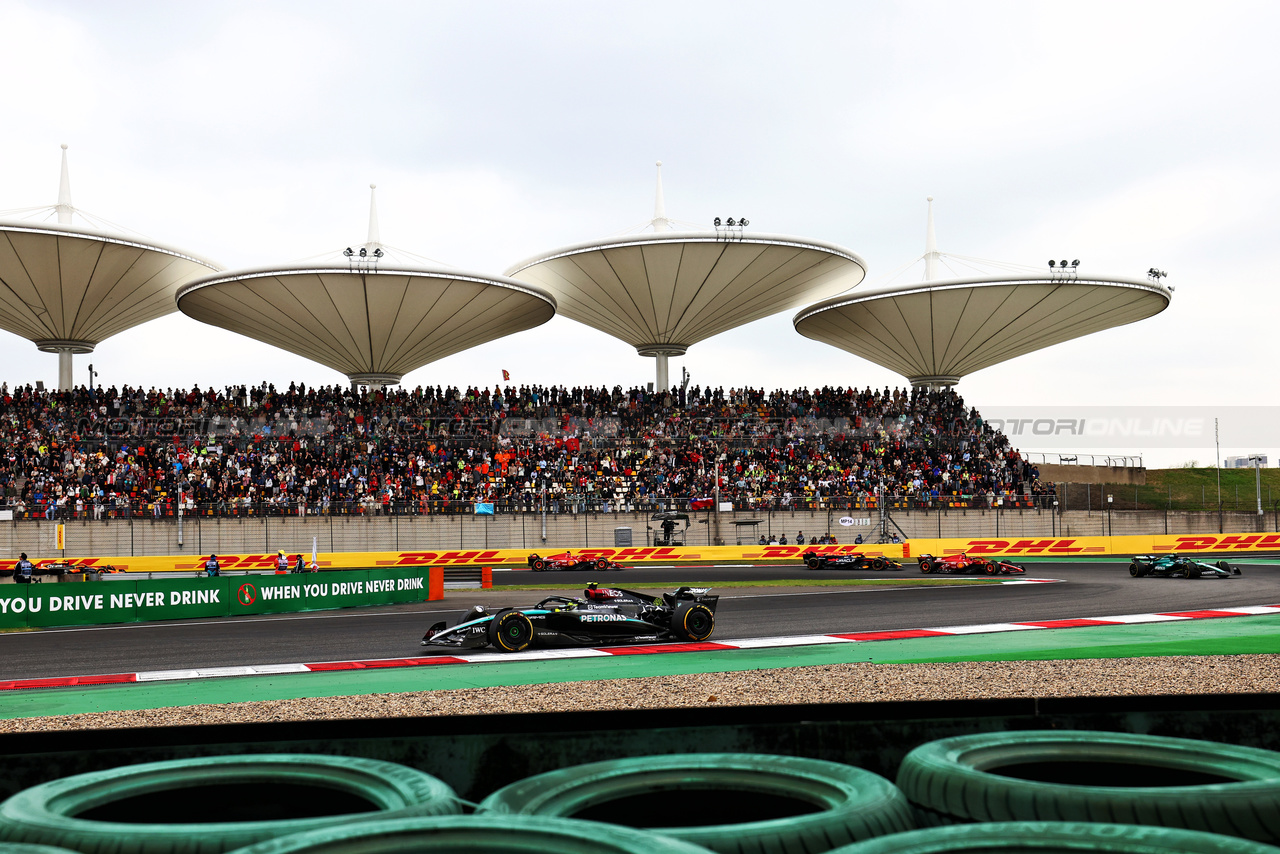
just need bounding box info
[5,613,1280,720]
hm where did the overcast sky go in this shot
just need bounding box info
[0,0,1275,468]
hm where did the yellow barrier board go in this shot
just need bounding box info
[1,532,1273,573]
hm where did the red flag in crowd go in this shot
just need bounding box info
[502,369,510,381]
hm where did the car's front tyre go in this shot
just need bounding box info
[488,610,534,652]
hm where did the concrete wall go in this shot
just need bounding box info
[1,508,1272,558]
[1038,464,1146,485]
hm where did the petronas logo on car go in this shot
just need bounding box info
[580,614,627,622]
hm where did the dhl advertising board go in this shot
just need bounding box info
[0,567,443,630]
[0,531,1275,577]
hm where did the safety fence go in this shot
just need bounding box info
[0,566,443,629]
[2,532,1276,582]
[1058,480,1278,515]
[2,492,1058,521]
[0,508,1272,559]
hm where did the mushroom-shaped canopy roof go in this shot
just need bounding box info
[506,231,866,354]
[176,263,556,382]
[0,220,221,350]
[793,274,1171,386]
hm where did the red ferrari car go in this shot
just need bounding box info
[917,553,1025,575]
[528,552,625,572]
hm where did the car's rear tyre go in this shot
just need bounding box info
[1187,566,1201,579]
[478,753,916,854]
[223,815,714,854]
[822,821,1280,854]
[895,730,1280,842]
[919,560,932,574]
[532,559,545,572]
[0,755,460,854]
[677,604,715,642]
[488,610,534,652]
[806,556,821,570]
[1128,562,1144,577]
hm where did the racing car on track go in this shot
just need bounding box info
[917,553,1026,575]
[37,561,122,576]
[421,583,718,652]
[1129,554,1240,578]
[802,551,903,571]
[527,552,624,571]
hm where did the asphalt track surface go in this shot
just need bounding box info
[2,559,1278,681]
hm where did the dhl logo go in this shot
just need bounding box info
[960,539,1097,555]
[383,551,505,566]
[550,548,697,561]
[1152,534,1280,552]
[743,546,883,559]
[0,557,108,570]
[179,555,338,570]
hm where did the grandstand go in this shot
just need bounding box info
[0,380,1052,523]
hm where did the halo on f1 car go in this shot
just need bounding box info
[916,552,1026,576]
[802,550,903,571]
[421,583,718,652]
[1129,554,1240,578]
[528,551,625,572]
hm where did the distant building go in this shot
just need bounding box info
[1224,455,1269,468]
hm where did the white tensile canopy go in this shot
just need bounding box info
[505,162,868,390]
[177,263,556,388]
[793,274,1171,387]
[507,232,866,389]
[0,147,220,388]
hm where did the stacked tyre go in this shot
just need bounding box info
[820,822,1280,853]
[221,815,717,854]
[8,738,1280,854]
[478,753,916,853]
[894,731,1280,844]
[0,755,461,854]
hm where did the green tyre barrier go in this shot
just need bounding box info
[822,821,1280,854]
[223,815,716,854]
[0,754,461,854]
[896,731,1280,843]
[478,752,915,854]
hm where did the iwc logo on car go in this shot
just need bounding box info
[579,614,627,622]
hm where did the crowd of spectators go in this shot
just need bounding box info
[0,380,1054,520]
